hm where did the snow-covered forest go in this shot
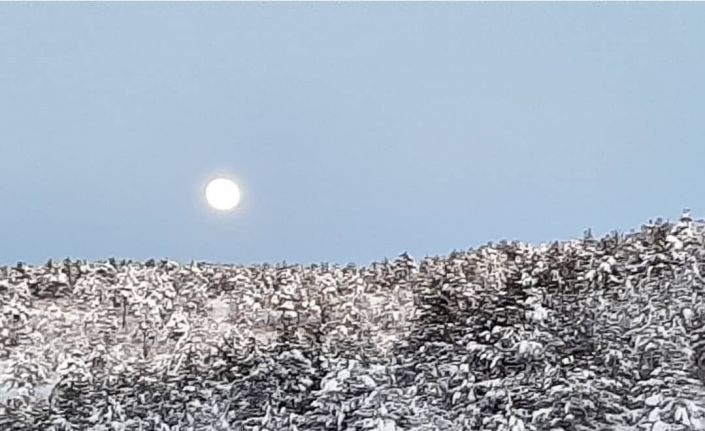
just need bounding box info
[2,212,705,430]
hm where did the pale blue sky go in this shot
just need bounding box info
[1,4,704,266]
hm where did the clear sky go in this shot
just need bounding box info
[1,4,704,266]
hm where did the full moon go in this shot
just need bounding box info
[205,178,241,211]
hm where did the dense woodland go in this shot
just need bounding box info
[2,212,705,430]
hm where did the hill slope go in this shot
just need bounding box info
[2,213,705,430]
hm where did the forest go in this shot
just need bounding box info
[1,212,705,430]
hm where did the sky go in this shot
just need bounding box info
[1,3,704,266]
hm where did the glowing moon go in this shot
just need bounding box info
[205,178,241,211]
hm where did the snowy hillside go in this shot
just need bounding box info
[2,212,705,430]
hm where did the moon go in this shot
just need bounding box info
[205,178,241,211]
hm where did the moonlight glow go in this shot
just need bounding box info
[205,178,241,211]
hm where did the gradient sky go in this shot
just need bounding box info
[1,3,704,266]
